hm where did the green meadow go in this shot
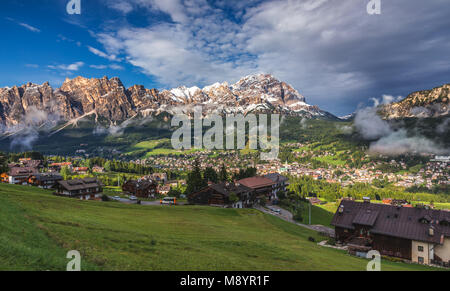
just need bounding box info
[0,184,437,271]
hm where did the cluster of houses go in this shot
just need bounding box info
[332,199,450,267]
[121,173,186,198]
[187,173,289,208]
[1,158,104,200]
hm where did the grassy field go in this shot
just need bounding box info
[0,184,438,271]
[125,138,202,157]
[299,203,335,227]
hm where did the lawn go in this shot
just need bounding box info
[0,184,438,271]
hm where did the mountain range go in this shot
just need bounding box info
[0,74,335,131]
[0,74,448,135]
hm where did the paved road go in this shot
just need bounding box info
[108,196,186,206]
[255,205,335,237]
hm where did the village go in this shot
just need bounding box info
[131,149,449,190]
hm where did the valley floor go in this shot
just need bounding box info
[0,184,438,271]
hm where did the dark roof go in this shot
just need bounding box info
[31,173,63,181]
[264,173,288,184]
[9,167,38,177]
[123,179,157,190]
[238,176,275,189]
[332,200,450,244]
[21,160,43,168]
[58,178,103,191]
[352,209,379,226]
[209,182,252,197]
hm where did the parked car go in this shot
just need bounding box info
[129,195,138,201]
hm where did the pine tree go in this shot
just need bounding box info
[219,164,228,182]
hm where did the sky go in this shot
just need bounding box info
[0,0,449,116]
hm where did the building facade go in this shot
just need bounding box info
[332,200,450,266]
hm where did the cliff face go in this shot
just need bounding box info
[380,84,450,118]
[0,74,333,128]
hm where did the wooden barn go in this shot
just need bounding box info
[188,182,253,208]
[122,179,158,198]
[332,200,450,266]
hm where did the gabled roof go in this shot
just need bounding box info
[58,178,102,191]
[332,200,450,244]
[353,209,379,226]
[31,173,63,181]
[238,176,275,189]
[123,179,157,190]
[210,182,252,197]
[9,167,38,177]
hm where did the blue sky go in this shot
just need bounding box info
[1,0,449,116]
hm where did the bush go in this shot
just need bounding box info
[293,212,303,222]
[101,194,110,202]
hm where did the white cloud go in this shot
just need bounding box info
[90,65,108,69]
[18,22,40,33]
[109,0,134,14]
[87,46,118,61]
[90,64,124,70]
[6,17,40,33]
[48,61,84,71]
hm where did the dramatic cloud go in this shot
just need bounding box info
[354,97,449,155]
[92,0,450,114]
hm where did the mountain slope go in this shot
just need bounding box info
[380,84,450,118]
[0,183,434,271]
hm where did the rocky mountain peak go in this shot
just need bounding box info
[380,83,450,118]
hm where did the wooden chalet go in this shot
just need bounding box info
[122,179,158,198]
[8,167,38,185]
[238,176,276,201]
[264,173,289,200]
[20,159,44,169]
[332,200,450,266]
[188,182,253,208]
[55,178,103,200]
[48,162,72,172]
[28,173,63,189]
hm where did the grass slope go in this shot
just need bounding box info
[0,184,436,271]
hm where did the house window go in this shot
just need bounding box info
[418,246,424,252]
[418,257,424,264]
